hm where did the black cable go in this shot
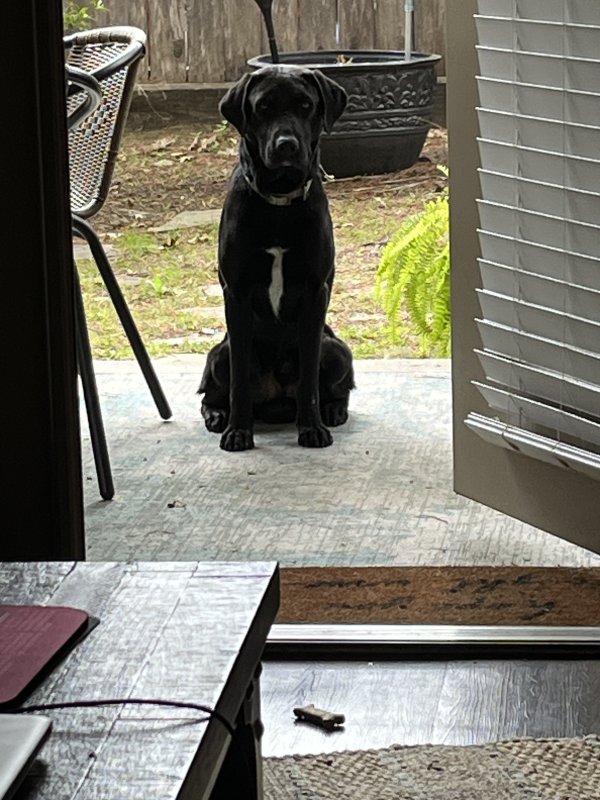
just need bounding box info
[10,698,235,738]
[13,696,260,791]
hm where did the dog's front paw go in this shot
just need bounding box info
[298,424,333,448]
[202,405,228,433]
[321,400,349,427]
[220,427,254,452]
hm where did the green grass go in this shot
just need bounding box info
[79,184,436,360]
[78,226,223,358]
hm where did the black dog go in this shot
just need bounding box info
[198,65,354,452]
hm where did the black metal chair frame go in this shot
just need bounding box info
[65,28,172,501]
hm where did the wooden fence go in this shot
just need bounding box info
[99,0,446,83]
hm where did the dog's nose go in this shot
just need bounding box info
[274,135,300,158]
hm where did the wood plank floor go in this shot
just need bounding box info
[261,659,600,757]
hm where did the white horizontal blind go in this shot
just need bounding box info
[468,0,600,478]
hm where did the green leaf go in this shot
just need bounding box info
[375,186,450,357]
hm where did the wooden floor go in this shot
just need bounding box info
[261,659,600,757]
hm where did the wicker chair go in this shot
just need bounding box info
[65,27,172,501]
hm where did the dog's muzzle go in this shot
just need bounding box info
[265,132,306,169]
[274,135,299,162]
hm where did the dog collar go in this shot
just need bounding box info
[243,172,313,206]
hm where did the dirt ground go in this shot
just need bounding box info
[86,122,448,359]
[96,121,448,233]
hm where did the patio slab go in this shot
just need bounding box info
[82,357,600,568]
[148,208,221,232]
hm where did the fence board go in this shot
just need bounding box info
[417,0,446,71]
[267,0,301,55]
[151,0,187,82]
[103,0,150,78]
[373,0,405,50]
[103,1,147,33]
[339,0,376,50]
[222,0,264,81]
[187,0,226,83]
[297,0,338,51]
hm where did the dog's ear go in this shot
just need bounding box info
[306,70,347,132]
[219,72,258,134]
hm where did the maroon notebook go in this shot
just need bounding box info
[0,605,91,707]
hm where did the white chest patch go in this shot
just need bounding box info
[265,246,287,318]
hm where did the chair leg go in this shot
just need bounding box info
[72,215,173,420]
[73,267,115,501]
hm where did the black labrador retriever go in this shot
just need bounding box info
[198,65,354,451]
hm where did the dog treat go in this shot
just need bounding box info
[293,704,345,731]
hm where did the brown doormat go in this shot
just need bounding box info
[264,735,600,799]
[277,566,600,625]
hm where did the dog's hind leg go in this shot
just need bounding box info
[198,339,230,433]
[319,332,355,427]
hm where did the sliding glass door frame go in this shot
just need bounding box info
[2,0,85,560]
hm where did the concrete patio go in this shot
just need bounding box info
[82,357,600,568]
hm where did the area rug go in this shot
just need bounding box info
[264,735,600,799]
[278,567,600,625]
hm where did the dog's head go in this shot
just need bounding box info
[220,65,346,176]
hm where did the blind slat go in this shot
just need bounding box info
[478,230,600,290]
[478,139,600,192]
[477,319,600,388]
[477,109,598,159]
[478,261,600,322]
[465,412,600,482]
[473,382,600,447]
[477,290,600,352]
[477,77,600,126]
[478,200,600,258]
[477,47,600,91]
[477,0,600,24]
[475,16,600,57]
[476,351,600,418]
[479,170,600,226]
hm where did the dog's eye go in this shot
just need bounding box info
[257,101,270,113]
[300,101,312,112]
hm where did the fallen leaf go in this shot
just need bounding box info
[160,234,179,248]
[150,136,176,152]
[188,132,202,151]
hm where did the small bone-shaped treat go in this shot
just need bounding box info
[293,704,345,731]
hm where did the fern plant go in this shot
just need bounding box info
[376,170,450,357]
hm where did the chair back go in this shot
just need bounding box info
[64,27,146,218]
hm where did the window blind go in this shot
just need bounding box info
[467,0,600,478]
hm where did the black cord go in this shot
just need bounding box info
[13,697,260,790]
[10,698,235,738]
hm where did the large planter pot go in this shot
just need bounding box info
[248,50,441,178]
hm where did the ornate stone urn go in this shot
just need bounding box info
[248,50,441,178]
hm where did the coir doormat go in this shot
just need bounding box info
[264,735,600,799]
[277,566,600,625]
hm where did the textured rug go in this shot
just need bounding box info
[278,566,600,625]
[264,735,600,799]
